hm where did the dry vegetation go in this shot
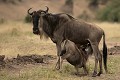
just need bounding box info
[0,21,120,57]
[0,21,120,80]
[0,21,56,58]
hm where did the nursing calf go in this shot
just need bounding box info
[60,39,92,75]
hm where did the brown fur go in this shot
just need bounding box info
[60,39,90,75]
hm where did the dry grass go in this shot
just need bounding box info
[97,22,120,43]
[1,21,120,57]
[95,22,120,48]
[0,21,56,58]
[0,55,120,80]
[0,21,120,80]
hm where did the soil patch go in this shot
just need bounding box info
[0,45,120,69]
[108,46,120,55]
[0,54,56,69]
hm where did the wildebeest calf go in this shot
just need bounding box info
[60,39,92,75]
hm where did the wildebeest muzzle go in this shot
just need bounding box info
[33,28,40,35]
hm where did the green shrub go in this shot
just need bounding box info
[24,14,32,23]
[97,0,120,22]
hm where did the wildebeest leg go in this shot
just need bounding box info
[97,46,103,76]
[91,44,99,77]
[83,64,89,75]
[55,44,61,70]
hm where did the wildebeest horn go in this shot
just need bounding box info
[28,8,33,15]
[45,6,49,13]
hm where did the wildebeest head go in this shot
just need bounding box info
[27,7,49,35]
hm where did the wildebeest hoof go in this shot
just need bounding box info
[55,65,60,70]
[84,70,89,75]
[59,70,62,73]
[74,72,80,76]
[92,74,97,77]
[92,72,97,77]
[53,68,58,71]
[97,71,103,76]
[55,67,60,70]
[84,72,88,76]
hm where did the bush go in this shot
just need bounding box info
[61,0,73,14]
[0,18,5,24]
[24,14,32,23]
[97,0,120,22]
[88,0,99,7]
[78,11,91,21]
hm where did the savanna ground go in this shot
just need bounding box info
[0,21,120,80]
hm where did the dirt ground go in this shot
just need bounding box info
[0,43,120,80]
[0,45,120,73]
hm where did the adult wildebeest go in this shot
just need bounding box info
[60,39,92,75]
[28,6,107,77]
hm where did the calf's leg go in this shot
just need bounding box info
[74,66,79,75]
[55,56,61,70]
[59,58,63,72]
[83,64,89,75]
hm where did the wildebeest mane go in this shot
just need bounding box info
[66,14,75,20]
[41,13,75,39]
[41,13,59,38]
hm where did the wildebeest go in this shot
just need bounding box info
[28,6,107,77]
[60,39,92,75]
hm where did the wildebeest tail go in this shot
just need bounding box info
[103,32,108,73]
